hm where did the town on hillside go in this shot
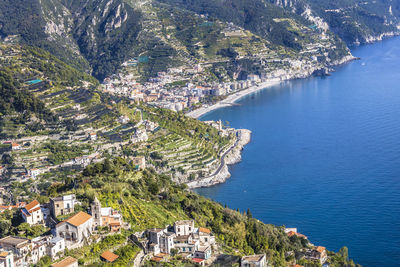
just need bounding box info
[0,190,330,266]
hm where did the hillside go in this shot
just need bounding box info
[0,41,362,267]
[0,1,396,266]
[0,43,235,187]
[0,0,356,81]
[269,0,400,44]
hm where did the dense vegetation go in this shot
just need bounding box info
[157,0,307,50]
[20,157,358,266]
[2,0,394,81]
[269,0,400,44]
[0,45,99,138]
[0,68,55,122]
[0,0,90,72]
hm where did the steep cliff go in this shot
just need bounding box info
[269,0,400,44]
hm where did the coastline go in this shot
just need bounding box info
[186,80,282,119]
[186,55,356,120]
[185,54,357,188]
[187,129,252,189]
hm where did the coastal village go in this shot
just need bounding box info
[0,193,330,266]
[0,5,358,267]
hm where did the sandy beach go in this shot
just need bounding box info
[186,79,282,119]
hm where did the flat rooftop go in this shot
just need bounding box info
[242,254,265,262]
[0,236,30,247]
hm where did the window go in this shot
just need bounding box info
[56,204,59,208]
[66,225,69,230]
[189,227,191,231]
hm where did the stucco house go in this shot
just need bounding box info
[50,194,76,218]
[196,227,215,245]
[193,245,212,260]
[159,232,176,254]
[0,251,14,267]
[56,211,93,245]
[21,200,43,225]
[48,236,65,259]
[0,236,31,261]
[241,254,268,267]
[173,220,195,236]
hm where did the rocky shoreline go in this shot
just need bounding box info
[186,53,357,188]
[186,129,251,189]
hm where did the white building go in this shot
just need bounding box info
[88,132,97,141]
[50,194,76,218]
[0,250,14,267]
[131,129,148,143]
[0,236,31,261]
[131,156,146,170]
[56,211,93,245]
[174,220,195,236]
[118,115,130,124]
[11,143,22,151]
[196,227,216,245]
[193,245,212,260]
[159,232,175,254]
[73,156,90,167]
[48,236,65,259]
[28,169,41,179]
[241,254,268,267]
[21,200,43,225]
[30,237,47,264]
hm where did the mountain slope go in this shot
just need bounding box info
[0,0,357,81]
[269,0,400,44]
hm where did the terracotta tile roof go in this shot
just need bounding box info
[155,253,168,258]
[192,258,204,263]
[151,257,163,262]
[25,200,39,211]
[101,250,119,262]
[65,211,92,227]
[287,231,307,239]
[199,227,211,234]
[0,251,9,257]
[291,265,303,267]
[30,207,41,213]
[51,256,77,267]
[315,246,326,253]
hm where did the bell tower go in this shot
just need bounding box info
[91,196,102,228]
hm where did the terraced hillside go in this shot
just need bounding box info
[269,0,400,44]
[0,44,233,190]
[0,0,356,81]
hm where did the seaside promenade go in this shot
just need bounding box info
[186,80,281,119]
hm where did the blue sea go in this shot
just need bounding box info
[196,37,400,266]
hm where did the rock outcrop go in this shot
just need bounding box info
[187,129,251,189]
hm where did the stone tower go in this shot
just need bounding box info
[91,196,102,228]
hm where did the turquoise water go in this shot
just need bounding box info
[196,37,400,266]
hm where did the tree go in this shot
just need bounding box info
[247,208,252,218]
[339,246,349,261]
[0,220,11,237]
